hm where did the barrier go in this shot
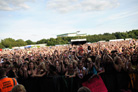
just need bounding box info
[82,75,108,92]
[17,72,138,92]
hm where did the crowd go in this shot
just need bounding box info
[0,39,138,92]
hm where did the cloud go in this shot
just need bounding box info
[0,0,34,11]
[98,9,138,23]
[46,0,119,13]
[108,11,138,20]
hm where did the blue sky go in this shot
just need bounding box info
[0,0,138,41]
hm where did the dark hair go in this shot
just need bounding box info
[0,68,6,78]
[5,61,10,65]
[25,58,29,61]
[45,57,47,60]
[28,61,35,70]
[133,53,136,55]
[111,50,117,53]
[49,65,56,72]
[50,58,52,60]
[78,56,82,60]
[69,48,72,50]
[88,46,91,50]
[13,62,18,68]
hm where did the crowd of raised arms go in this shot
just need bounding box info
[0,39,138,80]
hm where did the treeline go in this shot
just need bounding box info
[0,39,35,49]
[0,29,138,48]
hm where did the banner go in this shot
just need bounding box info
[82,75,108,92]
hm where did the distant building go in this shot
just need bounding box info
[125,38,132,40]
[57,31,87,37]
[71,38,87,45]
[109,39,124,42]
[98,40,106,42]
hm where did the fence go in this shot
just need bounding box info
[17,72,138,92]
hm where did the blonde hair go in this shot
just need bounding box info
[12,84,26,92]
[87,58,92,62]
[40,62,46,69]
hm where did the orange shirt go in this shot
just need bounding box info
[0,77,17,92]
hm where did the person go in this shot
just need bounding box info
[34,62,46,77]
[65,63,76,92]
[0,39,137,92]
[27,61,37,78]
[77,61,86,79]
[65,63,76,78]
[0,68,18,92]
[11,84,26,92]
[77,86,91,92]
[87,46,91,53]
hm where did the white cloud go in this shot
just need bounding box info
[108,11,138,20]
[98,9,138,23]
[0,0,34,11]
[46,0,119,13]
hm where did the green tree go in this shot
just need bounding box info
[113,32,122,39]
[26,40,34,45]
[120,32,128,39]
[0,29,138,47]
[47,38,57,46]
[1,38,16,48]
[0,43,4,48]
[128,32,136,38]
[16,39,27,46]
[103,33,110,35]
[36,39,47,44]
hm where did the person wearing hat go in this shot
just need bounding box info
[0,68,18,92]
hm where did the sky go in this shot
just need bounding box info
[0,0,138,41]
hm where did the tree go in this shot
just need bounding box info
[128,32,136,38]
[120,32,128,39]
[0,43,4,48]
[26,40,34,45]
[16,39,27,46]
[103,33,110,35]
[36,39,47,44]
[113,32,122,39]
[47,38,57,46]
[0,29,138,47]
[1,38,16,48]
